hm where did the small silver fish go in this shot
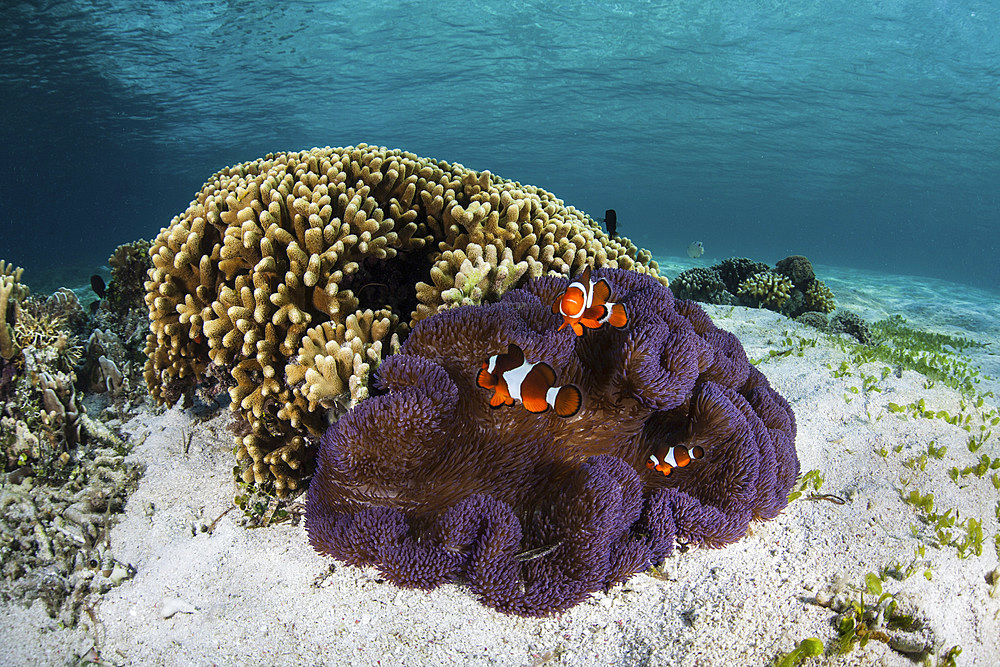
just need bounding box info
[686,241,704,259]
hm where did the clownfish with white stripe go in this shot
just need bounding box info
[477,343,582,418]
[647,444,704,476]
[552,266,628,336]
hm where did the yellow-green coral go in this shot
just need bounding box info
[283,308,400,422]
[433,244,531,310]
[737,271,793,309]
[143,144,667,495]
[805,279,836,313]
[13,295,82,368]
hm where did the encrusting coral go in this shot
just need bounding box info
[306,268,798,616]
[774,255,815,289]
[667,266,734,304]
[713,257,771,293]
[143,145,666,496]
[105,239,153,318]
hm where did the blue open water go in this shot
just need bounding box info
[2,1,997,293]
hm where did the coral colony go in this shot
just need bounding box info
[143,145,664,496]
[141,145,798,616]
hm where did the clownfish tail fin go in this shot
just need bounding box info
[553,384,583,418]
[608,302,628,329]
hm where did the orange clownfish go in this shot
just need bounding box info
[477,343,582,418]
[647,444,704,476]
[552,266,628,336]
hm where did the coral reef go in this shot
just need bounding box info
[829,311,875,346]
[306,268,798,616]
[0,437,141,625]
[143,145,667,496]
[1,260,29,360]
[737,272,794,309]
[668,267,735,304]
[672,255,836,318]
[13,294,84,371]
[0,259,143,625]
[83,242,161,417]
[804,280,836,314]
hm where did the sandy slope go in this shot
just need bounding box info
[2,301,999,666]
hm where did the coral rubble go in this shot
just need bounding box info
[0,260,143,625]
[306,268,798,616]
[143,145,666,496]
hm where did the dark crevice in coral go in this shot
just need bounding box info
[339,250,432,331]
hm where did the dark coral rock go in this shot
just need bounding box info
[105,240,152,319]
[829,310,874,345]
[774,255,816,289]
[796,311,829,330]
[780,290,808,319]
[669,267,736,305]
[712,257,771,294]
[306,269,798,616]
[0,356,17,403]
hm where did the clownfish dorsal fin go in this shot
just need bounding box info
[491,343,524,376]
[578,265,592,287]
[506,343,525,366]
[530,360,556,389]
[590,277,612,305]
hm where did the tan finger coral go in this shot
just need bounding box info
[143,145,666,496]
[804,279,836,313]
[737,272,794,310]
[1,260,28,360]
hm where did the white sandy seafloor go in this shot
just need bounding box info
[3,258,1000,666]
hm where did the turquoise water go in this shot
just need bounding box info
[2,1,997,292]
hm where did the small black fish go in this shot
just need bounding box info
[603,209,617,237]
[90,275,106,298]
